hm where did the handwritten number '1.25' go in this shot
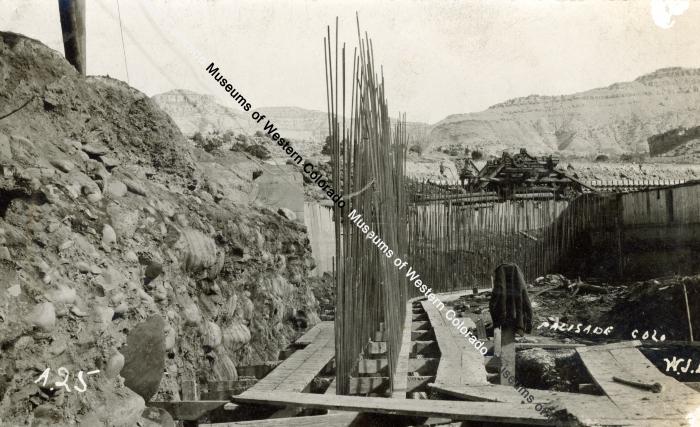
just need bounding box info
[55,367,71,392]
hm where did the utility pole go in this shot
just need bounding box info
[57,0,86,75]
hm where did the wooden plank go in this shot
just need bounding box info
[421,300,489,386]
[412,321,431,331]
[576,340,641,353]
[515,342,586,350]
[148,401,229,421]
[406,375,434,393]
[357,359,388,375]
[202,378,258,399]
[500,327,515,385]
[236,362,281,379]
[410,340,439,356]
[348,377,389,394]
[295,322,333,346]
[577,341,700,422]
[430,384,634,426]
[411,329,434,341]
[408,358,439,375]
[200,413,359,427]
[233,390,552,425]
[248,324,334,393]
[367,341,387,355]
[392,301,413,399]
[430,383,611,405]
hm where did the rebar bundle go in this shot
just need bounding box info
[325,16,409,395]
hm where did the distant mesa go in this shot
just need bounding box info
[154,67,700,159]
[152,90,429,144]
[428,67,700,157]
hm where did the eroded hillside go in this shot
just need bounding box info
[0,32,319,426]
[429,68,700,156]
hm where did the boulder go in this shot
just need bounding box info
[222,321,251,352]
[82,143,109,156]
[120,316,166,401]
[50,159,74,173]
[102,224,117,246]
[105,351,126,379]
[29,302,56,331]
[201,321,222,349]
[104,180,128,198]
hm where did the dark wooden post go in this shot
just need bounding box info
[499,326,515,385]
[57,0,86,75]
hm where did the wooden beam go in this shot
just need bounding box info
[411,330,435,341]
[366,341,387,355]
[348,377,389,394]
[200,413,359,427]
[411,321,431,331]
[236,362,281,379]
[392,301,413,399]
[148,401,229,421]
[410,340,439,356]
[232,391,552,425]
[201,378,258,400]
[357,359,388,375]
[576,341,700,423]
[500,327,515,385]
[408,358,439,375]
[348,375,436,395]
[515,342,586,350]
[406,375,434,393]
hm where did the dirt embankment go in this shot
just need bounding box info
[0,32,319,426]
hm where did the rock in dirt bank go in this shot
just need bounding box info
[0,31,320,425]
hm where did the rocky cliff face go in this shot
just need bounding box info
[152,89,254,136]
[429,68,700,156]
[153,90,430,144]
[0,32,319,426]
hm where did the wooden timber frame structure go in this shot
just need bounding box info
[325,16,409,395]
[407,179,700,291]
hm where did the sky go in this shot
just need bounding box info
[1,0,699,123]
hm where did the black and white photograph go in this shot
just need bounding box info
[1,1,700,425]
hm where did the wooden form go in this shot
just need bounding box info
[421,300,489,386]
[574,340,700,425]
[391,301,414,398]
[232,391,552,425]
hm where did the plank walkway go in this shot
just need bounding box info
[232,390,552,425]
[421,300,489,386]
[575,340,700,426]
[295,321,334,346]
[247,323,334,393]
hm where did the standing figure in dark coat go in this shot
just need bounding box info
[489,263,533,336]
